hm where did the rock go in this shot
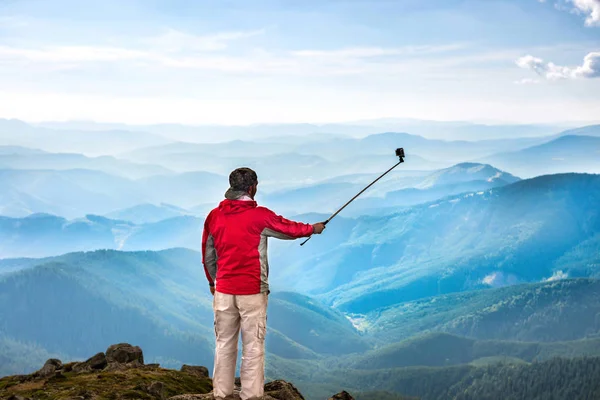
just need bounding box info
[264,380,306,400]
[72,352,107,373]
[181,365,209,378]
[106,343,144,365]
[62,362,77,373]
[46,358,63,369]
[71,362,87,373]
[147,381,165,399]
[88,352,108,370]
[36,358,63,377]
[167,380,304,400]
[329,391,355,400]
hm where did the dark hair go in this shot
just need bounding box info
[229,167,258,192]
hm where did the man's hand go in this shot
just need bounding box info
[312,222,326,234]
[210,286,216,296]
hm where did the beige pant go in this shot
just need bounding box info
[213,291,268,400]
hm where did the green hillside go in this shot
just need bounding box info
[321,174,600,313]
[286,357,600,400]
[0,249,369,376]
[364,278,600,343]
[338,332,600,370]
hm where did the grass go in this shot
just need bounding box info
[0,366,213,400]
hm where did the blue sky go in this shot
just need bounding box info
[0,0,598,125]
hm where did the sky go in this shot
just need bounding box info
[0,0,599,125]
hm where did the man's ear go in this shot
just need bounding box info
[249,184,258,198]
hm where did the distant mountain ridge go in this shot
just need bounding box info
[0,213,202,258]
[0,168,226,219]
[481,135,600,178]
[0,119,172,156]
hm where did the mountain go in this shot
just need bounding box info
[481,135,600,178]
[0,146,46,155]
[556,124,600,138]
[0,249,369,377]
[124,140,291,159]
[135,171,228,209]
[267,292,369,357]
[0,151,172,179]
[307,357,600,400]
[260,163,518,216]
[120,132,545,189]
[0,169,227,219]
[363,278,600,344]
[346,118,563,140]
[0,214,203,258]
[105,203,194,224]
[0,169,146,219]
[0,119,172,156]
[266,173,600,312]
[293,132,548,164]
[0,250,215,371]
[346,163,520,215]
[39,119,564,141]
[124,149,337,187]
[413,163,519,188]
[342,332,600,370]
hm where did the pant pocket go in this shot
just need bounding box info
[257,322,266,341]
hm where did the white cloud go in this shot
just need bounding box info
[516,51,600,79]
[0,45,148,63]
[290,44,465,59]
[570,0,600,26]
[545,270,568,281]
[514,78,541,84]
[0,34,472,77]
[147,28,265,53]
[574,51,600,77]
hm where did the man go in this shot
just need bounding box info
[202,167,326,400]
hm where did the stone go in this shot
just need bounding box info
[147,381,165,399]
[46,358,63,369]
[87,352,108,370]
[36,358,63,377]
[181,365,209,378]
[71,362,88,373]
[329,391,355,400]
[72,352,107,373]
[106,343,144,365]
[264,380,306,400]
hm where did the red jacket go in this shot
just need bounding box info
[202,199,314,295]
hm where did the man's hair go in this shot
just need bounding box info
[229,167,258,192]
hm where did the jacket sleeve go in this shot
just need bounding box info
[201,215,217,286]
[261,208,314,240]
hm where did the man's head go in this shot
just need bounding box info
[225,167,258,200]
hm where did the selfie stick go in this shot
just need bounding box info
[300,148,405,246]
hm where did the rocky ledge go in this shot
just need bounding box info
[0,343,354,400]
